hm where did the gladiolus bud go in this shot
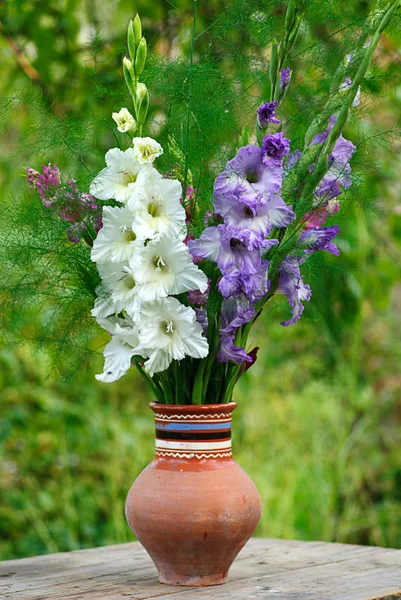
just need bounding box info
[133,14,142,46]
[269,40,279,100]
[135,37,147,79]
[285,0,296,34]
[123,57,136,95]
[136,82,147,103]
[127,21,137,63]
[137,85,149,125]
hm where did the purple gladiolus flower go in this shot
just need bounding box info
[218,273,244,298]
[220,192,292,251]
[298,225,340,256]
[188,225,262,277]
[217,298,254,364]
[188,280,210,306]
[214,144,284,204]
[217,335,252,364]
[195,308,208,336]
[212,145,295,251]
[261,132,290,162]
[218,259,270,302]
[220,297,255,335]
[312,116,355,176]
[277,256,311,326]
[257,101,280,127]
[315,134,355,200]
[310,115,356,216]
[241,259,270,301]
[311,115,337,146]
[280,67,291,92]
[283,150,302,177]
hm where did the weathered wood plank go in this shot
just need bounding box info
[0,538,400,600]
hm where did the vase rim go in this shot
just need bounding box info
[149,402,237,414]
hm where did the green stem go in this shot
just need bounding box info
[158,371,174,405]
[182,0,197,207]
[132,358,164,403]
[174,361,185,405]
[222,364,241,404]
[192,357,207,404]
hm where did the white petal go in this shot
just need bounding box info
[91,291,115,319]
[169,262,208,295]
[90,167,117,201]
[91,206,138,264]
[114,323,141,349]
[137,298,209,376]
[132,137,163,164]
[96,338,135,383]
[144,349,172,377]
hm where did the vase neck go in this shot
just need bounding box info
[151,404,235,461]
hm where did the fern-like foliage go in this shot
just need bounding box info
[1,0,400,380]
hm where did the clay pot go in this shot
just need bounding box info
[125,402,262,586]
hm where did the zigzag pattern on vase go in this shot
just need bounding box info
[155,451,233,459]
[153,413,230,420]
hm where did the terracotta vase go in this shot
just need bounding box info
[125,402,262,587]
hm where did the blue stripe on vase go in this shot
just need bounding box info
[155,422,231,431]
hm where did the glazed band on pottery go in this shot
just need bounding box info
[153,402,233,459]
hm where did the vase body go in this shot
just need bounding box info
[125,402,262,586]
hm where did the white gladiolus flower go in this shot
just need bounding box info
[112,108,137,133]
[138,298,209,376]
[92,262,141,321]
[132,236,208,302]
[90,148,161,204]
[95,318,143,383]
[127,177,186,242]
[91,206,140,264]
[132,137,163,164]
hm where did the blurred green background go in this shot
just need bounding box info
[1,0,401,560]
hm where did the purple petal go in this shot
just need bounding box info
[217,334,252,364]
[280,67,291,92]
[261,132,290,162]
[188,226,221,262]
[298,225,340,256]
[278,256,312,326]
[257,101,280,127]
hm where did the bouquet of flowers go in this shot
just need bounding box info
[12,1,400,405]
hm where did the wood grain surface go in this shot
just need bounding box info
[1,538,400,599]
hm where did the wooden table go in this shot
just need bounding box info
[1,538,400,599]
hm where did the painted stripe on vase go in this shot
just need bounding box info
[156,430,231,441]
[155,439,232,451]
[155,450,233,460]
[155,421,232,432]
[153,412,231,420]
[153,408,234,458]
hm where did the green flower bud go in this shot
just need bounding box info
[127,21,137,63]
[123,56,135,78]
[133,14,142,46]
[137,85,149,126]
[134,37,147,79]
[285,0,296,34]
[269,40,279,101]
[123,57,136,96]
